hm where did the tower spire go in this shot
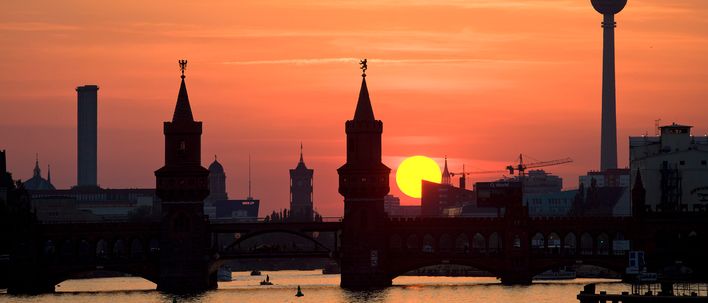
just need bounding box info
[173,59,194,122]
[353,59,374,121]
[33,153,41,177]
[299,142,304,163]
[442,155,451,185]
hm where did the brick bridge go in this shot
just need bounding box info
[6,65,707,293]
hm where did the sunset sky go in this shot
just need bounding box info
[1,0,706,216]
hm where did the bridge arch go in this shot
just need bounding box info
[222,229,332,253]
[113,239,126,258]
[580,233,593,255]
[488,232,502,254]
[406,234,419,250]
[389,234,403,250]
[597,233,610,255]
[96,239,108,259]
[59,239,74,258]
[438,234,453,252]
[78,240,91,257]
[130,238,144,259]
[422,234,435,253]
[563,232,577,255]
[455,233,469,253]
[547,232,561,254]
[531,233,544,253]
[472,233,486,254]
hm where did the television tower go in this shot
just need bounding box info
[592,0,626,171]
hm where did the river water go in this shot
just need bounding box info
[0,270,627,303]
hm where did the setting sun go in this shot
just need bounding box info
[395,156,442,198]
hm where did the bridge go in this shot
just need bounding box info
[4,64,708,294]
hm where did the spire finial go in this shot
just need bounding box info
[214,154,217,161]
[33,153,41,177]
[179,59,187,79]
[359,58,367,77]
[299,142,304,163]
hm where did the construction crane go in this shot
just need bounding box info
[505,154,573,177]
[449,165,508,177]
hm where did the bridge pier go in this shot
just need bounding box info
[156,267,217,294]
[340,271,392,289]
[7,276,55,295]
[499,272,533,285]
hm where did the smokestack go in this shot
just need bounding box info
[77,85,99,187]
[592,0,626,171]
[0,150,6,175]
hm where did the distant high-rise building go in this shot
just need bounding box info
[290,144,314,222]
[629,123,708,212]
[77,85,99,187]
[206,156,227,203]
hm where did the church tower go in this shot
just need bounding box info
[154,60,213,292]
[337,60,392,288]
[290,144,314,222]
[442,156,451,185]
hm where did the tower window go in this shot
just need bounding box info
[179,141,186,151]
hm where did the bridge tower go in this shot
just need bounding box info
[337,60,392,288]
[154,60,213,293]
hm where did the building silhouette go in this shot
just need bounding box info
[630,123,708,212]
[337,63,392,288]
[22,155,55,190]
[203,155,260,221]
[289,144,314,222]
[153,60,212,292]
[76,85,99,188]
[206,156,227,203]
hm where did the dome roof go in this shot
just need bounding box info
[23,175,55,190]
[209,159,224,173]
[24,156,55,190]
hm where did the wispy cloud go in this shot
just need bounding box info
[222,57,557,65]
[0,22,80,32]
[303,0,585,11]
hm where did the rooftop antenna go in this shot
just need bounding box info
[247,154,253,200]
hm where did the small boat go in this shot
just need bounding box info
[260,274,273,285]
[250,270,262,276]
[295,285,304,297]
[217,265,232,282]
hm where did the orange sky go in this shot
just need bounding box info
[1,0,706,216]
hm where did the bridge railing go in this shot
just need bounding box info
[209,217,342,224]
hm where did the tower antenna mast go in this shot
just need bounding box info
[248,154,253,200]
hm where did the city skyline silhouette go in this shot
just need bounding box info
[1,1,707,216]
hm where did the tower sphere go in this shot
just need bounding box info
[591,0,626,15]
